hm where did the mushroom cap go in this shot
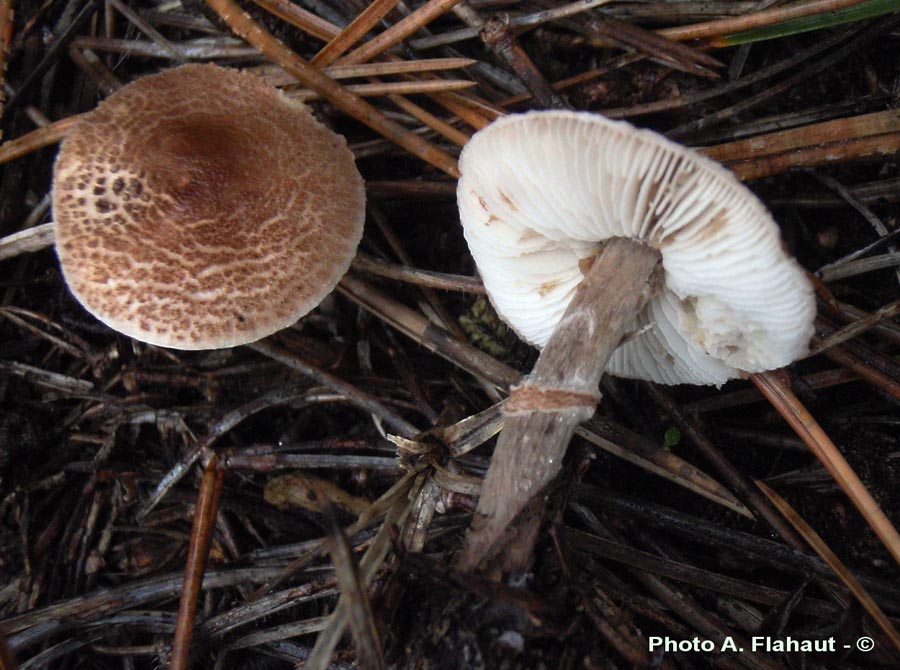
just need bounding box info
[458,110,815,385]
[53,63,365,350]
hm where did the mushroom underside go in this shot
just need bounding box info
[471,234,810,386]
[458,110,815,386]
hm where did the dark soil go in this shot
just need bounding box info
[1,2,899,669]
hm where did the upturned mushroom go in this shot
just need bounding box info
[53,63,365,350]
[456,110,815,571]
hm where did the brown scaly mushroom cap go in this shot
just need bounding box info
[53,63,365,350]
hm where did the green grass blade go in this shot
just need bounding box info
[719,0,899,46]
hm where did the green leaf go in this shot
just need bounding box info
[662,427,682,451]
[719,0,899,46]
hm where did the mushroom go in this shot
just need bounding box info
[53,63,365,350]
[455,110,815,571]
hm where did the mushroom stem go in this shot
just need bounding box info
[458,237,662,572]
